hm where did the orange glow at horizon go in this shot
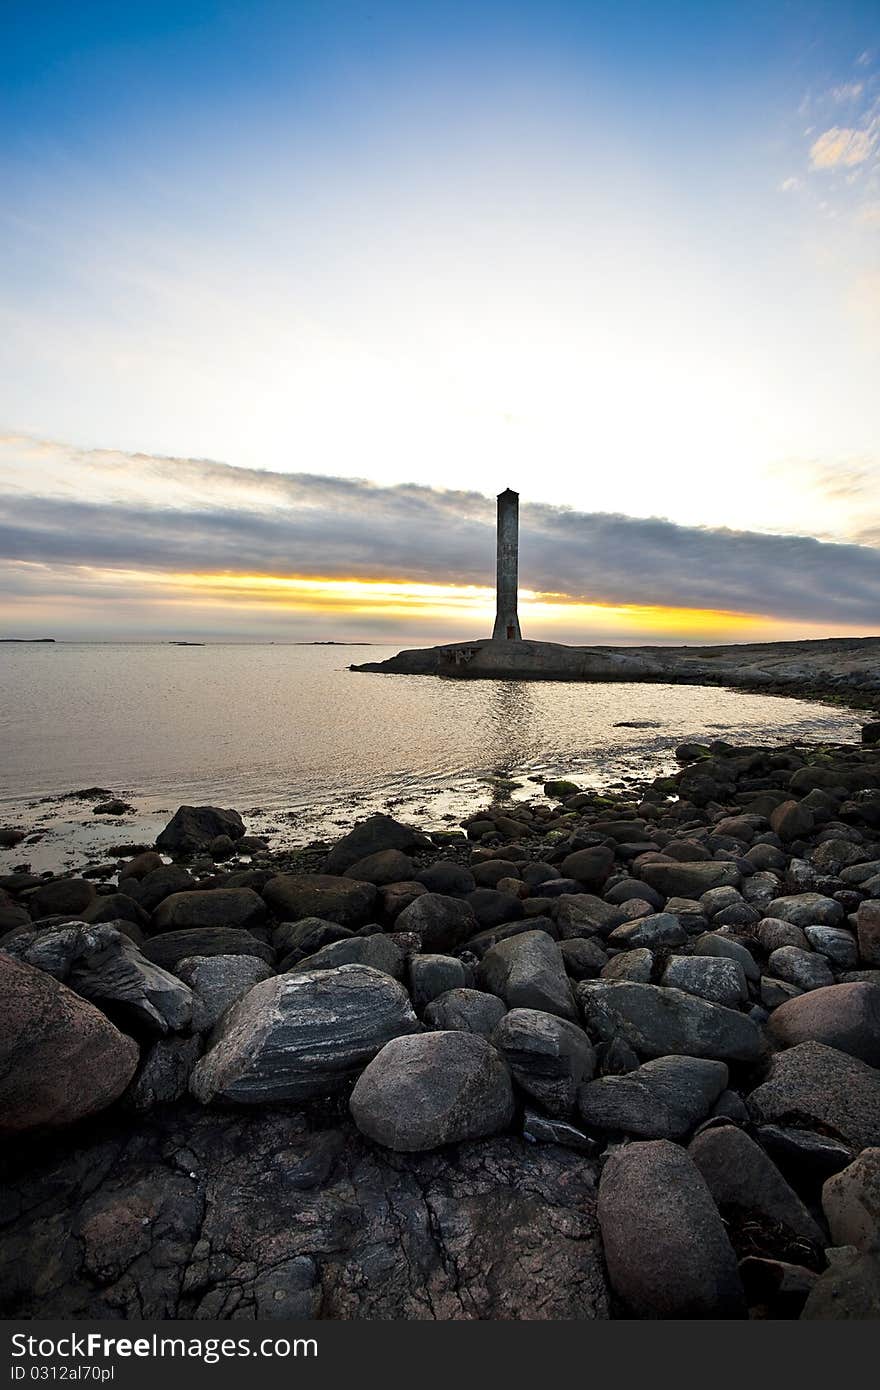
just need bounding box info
[8,563,872,643]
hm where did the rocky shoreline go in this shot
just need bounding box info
[352,635,880,711]
[3,729,880,1320]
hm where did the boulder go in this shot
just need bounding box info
[142,927,274,972]
[120,850,163,880]
[522,1110,599,1153]
[608,913,688,951]
[349,1031,515,1152]
[126,1035,203,1111]
[693,932,760,982]
[380,880,427,919]
[324,814,431,875]
[176,954,275,1033]
[804,926,858,970]
[578,980,762,1062]
[761,977,802,1010]
[471,859,520,889]
[801,1247,880,1319]
[0,954,139,1132]
[554,894,620,937]
[408,954,469,1009]
[767,983,880,1066]
[81,894,150,931]
[130,864,196,912]
[770,800,814,841]
[747,1042,880,1151]
[395,893,478,952]
[272,917,352,960]
[478,930,577,1021]
[689,1125,824,1246]
[3,921,192,1035]
[415,862,476,896]
[578,1056,728,1139]
[660,955,747,1007]
[291,935,405,980]
[601,948,654,983]
[492,1008,595,1118]
[604,878,664,910]
[342,849,414,885]
[639,862,741,899]
[0,888,30,934]
[768,946,834,993]
[857,901,880,968]
[758,918,809,953]
[767,893,844,928]
[156,805,245,855]
[464,888,524,928]
[822,1149,880,1252]
[151,888,267,933]
[559,937,609,979]
[423,988,507,1037]
[262,874,377,928]
[560,846,615,887]
[597,1140,745,1317]
[191,964,420,1104]
[30,877,95,921]
[756,1123,854,1184]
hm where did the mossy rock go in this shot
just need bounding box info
[544,779,582,800]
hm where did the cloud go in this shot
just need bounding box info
[831,82,865,103]
[0,435,879,631]
[809,126,876,169]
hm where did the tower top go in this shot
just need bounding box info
[498,487,518,501]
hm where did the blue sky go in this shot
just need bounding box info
[1,2,879,639]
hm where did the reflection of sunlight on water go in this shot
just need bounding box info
[0,642,865,872]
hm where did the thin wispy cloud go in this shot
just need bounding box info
[809,125,876,168]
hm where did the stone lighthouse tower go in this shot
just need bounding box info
[492,488,522,641]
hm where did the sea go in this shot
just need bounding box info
[0,641,865,873]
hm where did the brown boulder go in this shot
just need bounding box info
[0,954,139,1133]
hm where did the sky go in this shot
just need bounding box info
[1,0,879,643]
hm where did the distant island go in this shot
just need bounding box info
[0,637,55,643]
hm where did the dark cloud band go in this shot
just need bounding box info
[1,459,878,625]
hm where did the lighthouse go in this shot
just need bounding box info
[492,488,522,641]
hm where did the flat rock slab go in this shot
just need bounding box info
[0,1106,610,1320]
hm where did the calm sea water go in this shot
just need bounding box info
[0,642,865,873]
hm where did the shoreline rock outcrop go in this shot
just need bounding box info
[4,726,880,1319]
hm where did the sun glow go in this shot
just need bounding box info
[8,563,859,643]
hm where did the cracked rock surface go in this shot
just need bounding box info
[0,1102,609,1320]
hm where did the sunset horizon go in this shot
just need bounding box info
[2,0,879,645]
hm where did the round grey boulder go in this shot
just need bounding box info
[349,1031,515,1152]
